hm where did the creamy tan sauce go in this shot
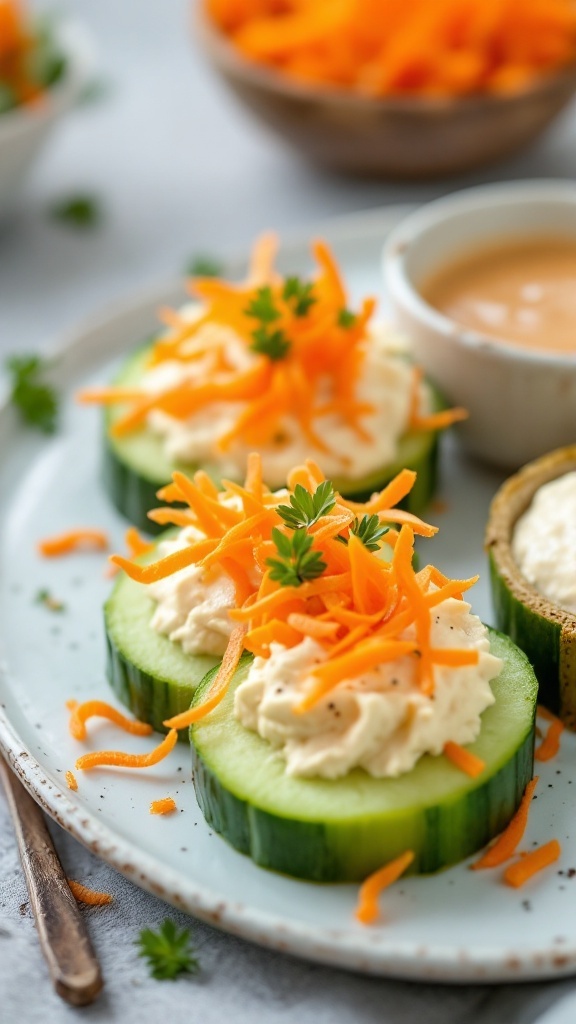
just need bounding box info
[422,237,576,353]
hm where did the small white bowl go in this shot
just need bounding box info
[383,180,576,469]
[0,21,93,219]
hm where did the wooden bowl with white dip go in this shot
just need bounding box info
[486,445,576,728]
[383,181,576,468]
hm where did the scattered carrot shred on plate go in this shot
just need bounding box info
[355,850,415,925]
[535,706,564,762]
[37,529,109,558]
[75,728,178,772]
[67,699,153,742]
[68,880,113,906]
[443,741,485,778]
[150,797,178,816]
[503,840,561,889]
[65,770,78,791]
[471,777,539,870]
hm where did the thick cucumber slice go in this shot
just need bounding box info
[190,630,537,882]
[103,346,441,533]
[104,539,219,735]
[486,446,576,727]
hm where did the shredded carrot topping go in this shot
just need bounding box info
[355,850,415,925]
[75,728,178,772]
[38,529,109,558]
[443,741,485,778]
[107,527,154,577]
[207,0,576,98]
[67,880,113,906]
[471,777,539,870]
[68,700,153,742]
[150,797,178,815]
[65,770,78,791]
[535,706,564,762]
[163,624,248,731]
[503,840,562,889]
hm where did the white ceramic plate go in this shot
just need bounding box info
[1,205,574,984]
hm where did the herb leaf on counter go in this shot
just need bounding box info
[267,527,327,587]
[5,354,59,433]
[35,588,66,612]
[277,481,336,531]
[136,919,200,981]
[186,255,223,278]
[50,194,102,229]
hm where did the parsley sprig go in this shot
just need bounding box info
[186,254,223,278]
[267,527,327,587]
[338,308,357,329]
[5,355,59,434]
[136,920,200,981]
[35,588,65,613]
[277,482,336,531]
[283,276,317,317]
[337,514,389,552]
[244,286,291,361]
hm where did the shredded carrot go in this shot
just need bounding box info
[107,528,154,577]
[471,777,539,869]
[443,741,485,778]
[150,797,178,815]
[38,529,109,558]
[65,770,78,791]
[68,880,113,906]
[535,707,564,762]
[163,624,248,730]
[75,728,178,772]
[503,840,562,888]
[68,700,153,742]
[355,851,415,925]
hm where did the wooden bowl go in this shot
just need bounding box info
[197,6,576,179]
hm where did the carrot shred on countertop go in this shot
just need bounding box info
[471,777,539,870]
[75,729,177,772]
[68,700,153,742]
[67,881,113,906]
[503,840,562,889]
[38,529,109,558]
[535,706,564,762]
[355,851,415,925]
[443,741,485,778]
[65,770,78,791]
[150,797,178,815]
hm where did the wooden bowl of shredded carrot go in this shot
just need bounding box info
[198,0,576,178]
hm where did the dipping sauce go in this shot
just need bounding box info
[422,237,576,354]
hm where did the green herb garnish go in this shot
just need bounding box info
[277,481,336,531]
[338,309,357,329]
[283,277,317,317]
[6,354,59,434]
[266,527,327,588]
[136,920,200,981]
[250,327,291,361]
[245,286,281,324]
[186,255,223,278]
[35,588,66,612]
[77,77,113,107]
[50,194,102,229]
[336,514,389,552]
[245,286,291,360]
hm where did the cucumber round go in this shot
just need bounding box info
[103,345,441,533]
[486,446,576,727]
[189,630,537,882]
[104,538,220,736]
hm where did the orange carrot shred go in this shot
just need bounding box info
[535,707,564,762]
[65,770,78,791]
[68,881,113,906]
[471,777,539,870]
[163,624,247,730]
[355,851,415,925]
[503,840,561,888]
[150,797,178,816]
[38,529,109,558]
[75,728,177,772]
[68,700,153,742]
[443,741,485,778]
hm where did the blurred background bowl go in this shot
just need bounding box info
[197,5,576,179]
[383,180,576,468]
[0,21,94,219]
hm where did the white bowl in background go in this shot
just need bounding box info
[383,180,576,469]
[0,21,94,219]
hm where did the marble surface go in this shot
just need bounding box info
[2,1,576,1019]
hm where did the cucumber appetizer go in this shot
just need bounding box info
[107,454,437,735]
[487,444,576,728]
[80,235,465,532]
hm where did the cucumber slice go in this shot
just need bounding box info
[104,539,220,735]
[103,346,441,533]
[486,446,576,727]
[190,630,537,882]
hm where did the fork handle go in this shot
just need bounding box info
[0,757,103,1006]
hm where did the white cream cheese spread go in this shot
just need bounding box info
[234,597,501,780]
[512,470,576,615]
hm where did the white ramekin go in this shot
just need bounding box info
[383,180,576,469]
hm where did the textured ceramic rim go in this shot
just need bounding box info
[2,205,576,983]
[383,179,576,368]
